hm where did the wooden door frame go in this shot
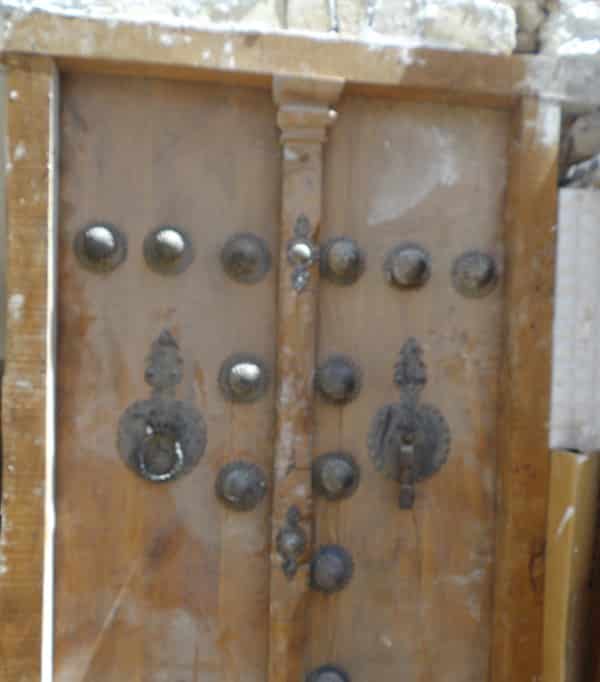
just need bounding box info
[0,12,578,681]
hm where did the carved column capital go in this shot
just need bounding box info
[273,75,344,144]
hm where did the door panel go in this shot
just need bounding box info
[55,73,280,681]
[56,75,511,682]
[308,98,509,682]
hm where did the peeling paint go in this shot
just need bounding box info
[8,292,25,321]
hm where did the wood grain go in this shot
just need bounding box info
[543,451,600,682]
[492,96,561,682]
[54,73,280,681]
[0,55,58,682]
[310,95,509,682]
[268,76,342,682]
[2,9,600,111]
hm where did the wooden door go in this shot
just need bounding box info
[55,72,280,681]
[308,97,507,682]
[44,70,556,682]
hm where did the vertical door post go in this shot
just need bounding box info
[268,75,343,682]
[0,55,59,682]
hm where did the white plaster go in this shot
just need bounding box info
[550,191,600,451]
[13,141,27,160]
[1,0,518,54]
[541,1,600,55]
[8,292,25,321]
[380,634,393,648]
[367,125,458,226]
[416,0,517,53]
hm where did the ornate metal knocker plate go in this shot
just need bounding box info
[276,506,308,579]
[117,330,207,482]
[368,338,450,509]
[288,214,319,292]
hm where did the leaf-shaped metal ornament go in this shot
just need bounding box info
[117,330,207,483]
[368,338,450,509]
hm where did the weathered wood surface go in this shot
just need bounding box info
[268,75,342,682]
[54,73,279,681]
[1,8,600,111]
[0,60,563,682]
[309,95,509,682]
[544,451,600,682]
[492,96,561,682]
[0,55,58,682]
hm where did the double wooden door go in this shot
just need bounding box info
[55,70,521,682]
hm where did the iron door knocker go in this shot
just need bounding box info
[117,330,207,482]
[368,338,450,509]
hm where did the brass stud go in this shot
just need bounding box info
[310,545,354,594]
[74,223,127,273]
[219,353,270,403]
[306,666,350,682]
[316,355,362,405]
[221,233,271,284]
[312,452,360,501]
[384,243,431,289]
[288,239,316,267]
[321,237,365,285]
[452,250,498,298]
[144,226,193,275]
[215,461,268,511]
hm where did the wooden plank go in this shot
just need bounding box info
[492,96,561,682]
[268,75,342,682]
[0,55,58,682]
[310,95,509,681]
[2,8,600,111]
[544,451,600,682]
[54,73,279,681]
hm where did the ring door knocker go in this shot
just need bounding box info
[368,338,451,509]
[117,330,207,482]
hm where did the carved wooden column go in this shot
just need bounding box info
[268,76,343,682]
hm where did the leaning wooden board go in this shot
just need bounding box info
[0,11,566,682]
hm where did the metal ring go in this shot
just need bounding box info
[135,431,186,482]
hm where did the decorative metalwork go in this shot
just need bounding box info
[452,250,498,298]
[215,461,268,511]
[306,666,350,682]
[367,338,450,509]
[143,226,194,275]
[74,222,127,273]
[117,330,207,482]
[276,506,308,578]
[312,452,360,501]
[316,355,362,405]
[221,233,272,284]
[288,214,319,292]
[310,545,354,594]
[320,237,365,286]
[384,243,431,289]
[218,353,270,403]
